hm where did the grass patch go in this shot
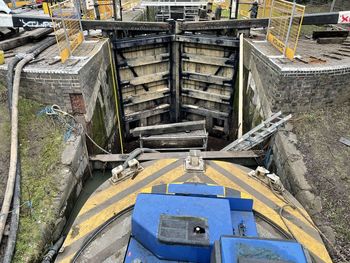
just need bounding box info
[13,98,65,262]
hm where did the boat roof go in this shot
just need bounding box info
[55,159,332,263]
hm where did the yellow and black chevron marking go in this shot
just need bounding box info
[56,159,332,263]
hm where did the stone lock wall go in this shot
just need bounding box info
[243,39,350,115]
[0,39,118,152]
[241,38,349,241]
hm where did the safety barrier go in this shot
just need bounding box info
[260,0,272,18]
[266,0,305,60]
[97,0,114,19]
[237,0,271,20]
[49,0,84,63]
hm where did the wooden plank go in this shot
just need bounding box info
[123,88,170,106]
[90,150,262,163]
[122,72,169,86]
[124,103,170,121]
[317,37,347,44]
[9,13,341,31]
[182,71,232,86]
[181,104,229,119]
[181,88,231,104]
[179,13,340,32]
[114,35,172,49]
[131,120,206,136]
[312,30,349,40]
[182,53,235,67]
[119,53,169,68]
[0,28,52,51]
[176,35,239,47]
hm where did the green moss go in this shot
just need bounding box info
[13,98,64,262]
[91,99,107,154]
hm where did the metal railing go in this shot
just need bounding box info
[49,0,84,63]
[266,0,305,60]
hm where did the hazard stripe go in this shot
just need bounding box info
[75,159,177,223]
[207,161,332,263]
[58,161,185,263]
[214,161,314,225]
[57,159,331,263]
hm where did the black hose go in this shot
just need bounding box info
[41,236,65,263]
[2,36,57,263]
[6,36,55,112]
[72,205,134,263]
[3,158,20,263]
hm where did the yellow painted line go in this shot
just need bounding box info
[205,166,289,232]
[214,161,314,224]
[59,165,185,263]
[205,166,332,263]
[78,159,177,216]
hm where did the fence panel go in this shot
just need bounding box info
[49,0,84,63]
[266,0,305,60]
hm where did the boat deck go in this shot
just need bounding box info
[56,159,332,263]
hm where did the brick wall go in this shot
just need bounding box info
[244,40,350,116]
[0,39,117,150]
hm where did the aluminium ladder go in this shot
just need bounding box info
[221,111,292,151]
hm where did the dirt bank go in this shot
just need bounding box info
[293,103,350,262]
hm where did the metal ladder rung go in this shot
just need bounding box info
[221,112,291,151]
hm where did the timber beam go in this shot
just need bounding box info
[131,120,206,136]
[4,12,342,31]
[175,35,239,47]
[114,35,172,49]
[118,53,170,68]
[90,150,263,168]
[182,53,235,67]
[179,12,341,31]
[181,104,229,119]
[182,71,232,86]
[121,72,169,86]
[124,103,170,122]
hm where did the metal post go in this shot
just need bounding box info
[76,0,84,41]
[263,0,268,18]
[330,0,336,12]
[238,33,244,139]
[283,0,296,57]
[265,0,274,40]
[119,0,122,20]
[112,0,117,20]
[93,0,101,20]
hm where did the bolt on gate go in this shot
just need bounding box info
[49,0,84,63]
[266,0,305,60]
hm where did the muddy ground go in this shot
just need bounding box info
[293,102,350,262]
